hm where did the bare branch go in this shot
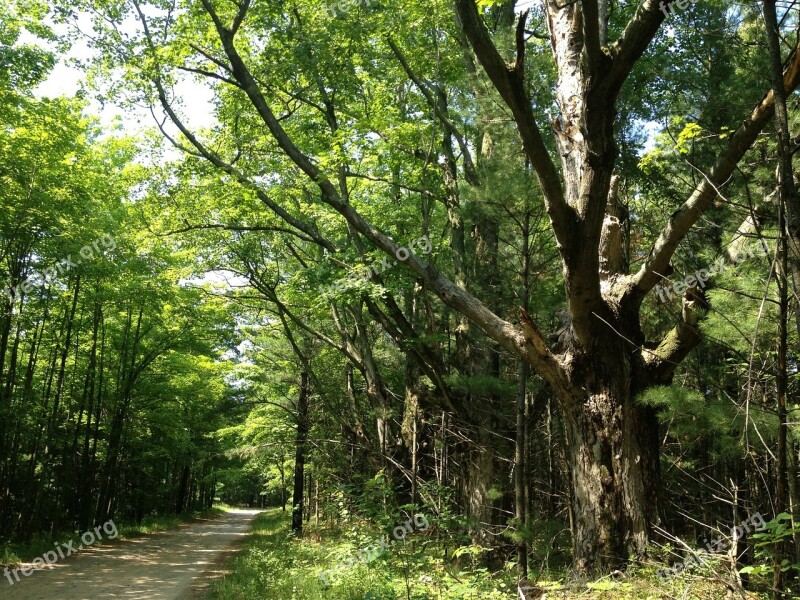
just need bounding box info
[344,170,440,198]
[188,43,234,73]
[176,65,240,87]
[230,0,250,35]
[158,222,319,245]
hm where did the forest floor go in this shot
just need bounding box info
[204,510,767,600]
[206,508,519,599]
[1,508,261,599]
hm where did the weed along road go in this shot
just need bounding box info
[3,509,260,600]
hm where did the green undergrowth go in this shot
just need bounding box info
[0,505,224,567]
[520,556,775,599]
[208,508,516,599]
[207,509,778,599]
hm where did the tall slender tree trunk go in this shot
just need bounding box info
[291,370,310,535]
[0,305,22,536]
[775,202,790,598]
[35,277,80,533]
[515,209,532,579]
[76,303,101,531]
[278,456,286,512]
[763,2,795,593]
[515,359,529,578]
[176,464,190,514]
[97,306,142,523]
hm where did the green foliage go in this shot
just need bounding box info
[637,385,752,461]
[443,374,518,401]
[209,509,516,600]
[0,0,56,95]
[741,513,800,580]
[4,0,798,594]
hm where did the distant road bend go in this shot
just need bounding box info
[3,509,260,600]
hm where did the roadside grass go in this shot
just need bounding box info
[519,557,773,599]
[0,506,223,567]
[208,510,773,600]
[209,509,515,599]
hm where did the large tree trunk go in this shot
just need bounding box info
[559,354,661,571]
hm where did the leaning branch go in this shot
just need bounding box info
[629,39,800,304]
[643,289,705,383]
[132,0,334,253]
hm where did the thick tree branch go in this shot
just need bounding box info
[604,0,668,101]
[629,39,800,304]
[230,0,250,35]
[514,9,529,77]
[581,0,602,71]
[643,288,705,383]
[188,43,233,73]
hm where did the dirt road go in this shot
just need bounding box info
[2,509,260,599]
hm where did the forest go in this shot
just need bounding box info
[1,0,800,598]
